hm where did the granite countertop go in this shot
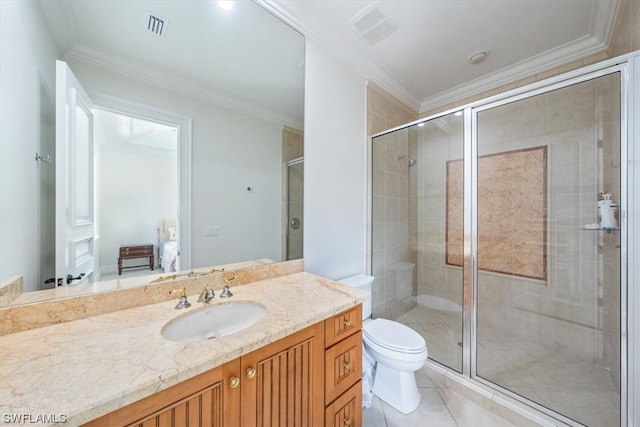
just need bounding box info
[0,272,368,426]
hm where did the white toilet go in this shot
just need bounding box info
[338,274,428,414]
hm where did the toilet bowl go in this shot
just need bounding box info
[338,274,428,414]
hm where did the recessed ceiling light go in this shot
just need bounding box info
[218,1,234,11]
[468,50,488,65]
[417,123,425,127]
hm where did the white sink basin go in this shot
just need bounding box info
[161,302,266,342]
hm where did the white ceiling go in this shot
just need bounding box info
[268,0,620,112]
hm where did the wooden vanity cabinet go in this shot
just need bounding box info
[84,305,363,427]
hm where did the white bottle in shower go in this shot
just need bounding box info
[598,193,618,229]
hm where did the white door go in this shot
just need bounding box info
[55,60,95,286]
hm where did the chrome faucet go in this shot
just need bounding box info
[168,287,191,309]
[197,285,215,304]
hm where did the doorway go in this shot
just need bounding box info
[93,109,178,280]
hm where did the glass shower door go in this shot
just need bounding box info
[474,72,622,426]
[286,158,303,260]
[371,111,465,373]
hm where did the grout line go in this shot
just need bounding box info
[378,397,390,427]
[436,387,462,427]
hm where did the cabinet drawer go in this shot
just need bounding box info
[325,331,362,404]
[325,380,362,427]
[325,305,361,348]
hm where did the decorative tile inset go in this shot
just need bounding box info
[446,146,547,280]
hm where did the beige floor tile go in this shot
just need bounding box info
[362,396,388,427]
[381,388,458,427]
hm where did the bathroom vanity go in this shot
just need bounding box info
[0,269,368,426]
[86,305,362,426]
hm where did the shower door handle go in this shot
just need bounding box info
[289,217,301,230]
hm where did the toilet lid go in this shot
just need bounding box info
[363,318,426,354]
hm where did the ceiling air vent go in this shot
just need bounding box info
[351,5,397,45]
[147,12,168,37]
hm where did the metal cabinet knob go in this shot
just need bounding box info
[246,367,256,379]
[229,376,240,388]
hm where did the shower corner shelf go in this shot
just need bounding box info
[581,225,620,233]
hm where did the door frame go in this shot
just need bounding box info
[89,91,192,271]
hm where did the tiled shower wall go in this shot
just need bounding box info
[367,83,419,319]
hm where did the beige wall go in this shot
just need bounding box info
[607,0,640,58]
[367,82,418,135]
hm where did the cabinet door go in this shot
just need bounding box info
[84,359,241,427]
[240,322,325,427]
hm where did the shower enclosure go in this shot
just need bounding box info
[370,57,631,426]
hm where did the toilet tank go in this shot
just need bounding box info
[338,274,373,319]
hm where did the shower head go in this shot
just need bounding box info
[398,155,417,167]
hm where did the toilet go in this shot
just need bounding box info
[338,274,428,414]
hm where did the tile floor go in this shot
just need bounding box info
[362,366,517,427]
[395,304,620,427]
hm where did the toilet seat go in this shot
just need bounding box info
[363,318,426,354]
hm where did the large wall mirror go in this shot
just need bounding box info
[0,0,304,307]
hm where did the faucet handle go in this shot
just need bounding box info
[168,287,191,309]
[220,276,236,298]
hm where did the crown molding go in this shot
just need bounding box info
[65,44,303,130]
[38,0,77,52]
[418,0,619,112]
[419,34,608,112]
[591,0,621,46]
[260,0,422,112]
[40,0,302,129]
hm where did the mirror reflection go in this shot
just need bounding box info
[0,0,305,307]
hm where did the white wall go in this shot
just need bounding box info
[0,1,59,291]
[61,58,284,270]
[303,40,367,280]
